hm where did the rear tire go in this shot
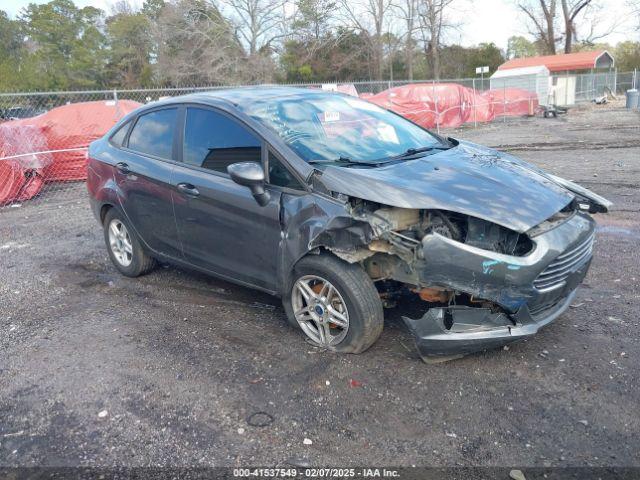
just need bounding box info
[103,208,156,277]
[283,253,384,354]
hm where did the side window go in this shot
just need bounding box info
[128,108,177,159]
[268,152,304,190]
[183,107,261,174]
[110,121,130,146]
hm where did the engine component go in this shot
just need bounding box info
[414,287,453,303]
[465,217,533,256]
[371,207,420,232]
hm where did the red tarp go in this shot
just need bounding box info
[0,100,141,204]
[365,83,538,129]
[469,90,495,123]
[483,88,539,118]
[366,83,473,129]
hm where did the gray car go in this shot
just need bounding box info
[87,87,611,361]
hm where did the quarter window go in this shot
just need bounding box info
[128,108,177,159]
[183,107,261,174]
[110,121,130,147]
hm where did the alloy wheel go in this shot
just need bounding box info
[291,275,350,347]
[108,219,133,267]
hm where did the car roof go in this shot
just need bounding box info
[171,86,331,109]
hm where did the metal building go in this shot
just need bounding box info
[494,50,616,106]
[490,65,551,105]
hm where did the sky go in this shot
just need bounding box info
[2,0,637,50]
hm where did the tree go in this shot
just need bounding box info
[154,0,248,85]
[517,0,616,54]
[69,6,108,88]
[614,40,640,71]
[437,44,471,78]
[221,0,286,55]
[105,11,154,87]
[517,0,559,55]
[417,0,456,80]
[287,0,340,74]
[468,43,505,74]
[566,1,619,49]
[292,0,336,41]
[18,0,108,89]
[394,0,419,79]
[0,10,24,90]
[339,0,394,80]
[560,0,593,53]
[142,0,166,19]
[280,28,372,81]
[437,42,505,78]
[506,35,538,58]
[631,0,640,33]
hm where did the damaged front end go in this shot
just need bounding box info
[324,199,597,361]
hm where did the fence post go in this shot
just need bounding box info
[472,77,477,128]
[613,68,617,96]
[503,79,506,124]
[634,68,638,90]
[433,79,440,134]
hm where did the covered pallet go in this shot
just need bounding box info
[365,83,538,130]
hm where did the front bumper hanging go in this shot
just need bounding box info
[402,212,595,361]
[403,290,578,362]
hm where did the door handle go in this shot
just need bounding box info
[116,162,131,174]
[176,182,200,197]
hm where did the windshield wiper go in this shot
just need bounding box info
[381,145,450,163]
[308,156,381,167]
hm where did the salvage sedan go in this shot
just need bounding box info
[87,87,611,361]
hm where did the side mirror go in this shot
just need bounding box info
[227,162,271,207]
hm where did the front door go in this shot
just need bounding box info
[172,106,282,291]
[113,107,182,258]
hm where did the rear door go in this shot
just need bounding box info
[172,106,283,291]
[114,107,182,258]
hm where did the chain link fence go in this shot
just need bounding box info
[0,70,637,231]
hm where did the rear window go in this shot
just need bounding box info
[128,108,177,159]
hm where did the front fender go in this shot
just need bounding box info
[277,193,373,295]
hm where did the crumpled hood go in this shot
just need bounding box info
[319,140,575,233]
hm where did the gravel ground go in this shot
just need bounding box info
[1,101,639,469]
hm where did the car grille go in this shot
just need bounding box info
[529,294,566,319]
[534,233,595,292]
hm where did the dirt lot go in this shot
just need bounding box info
[1,102,639,470]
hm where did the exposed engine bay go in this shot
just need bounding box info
[319,196,600,361]
[331,201,538,295]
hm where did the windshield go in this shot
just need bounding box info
[241,93,442,164]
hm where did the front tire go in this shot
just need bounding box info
[103,208,156,277]
[284,254,384,354]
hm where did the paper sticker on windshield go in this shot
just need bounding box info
[323,111,340,122]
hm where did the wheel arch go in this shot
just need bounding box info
[281,246,337,295]
[100,203,115,225]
